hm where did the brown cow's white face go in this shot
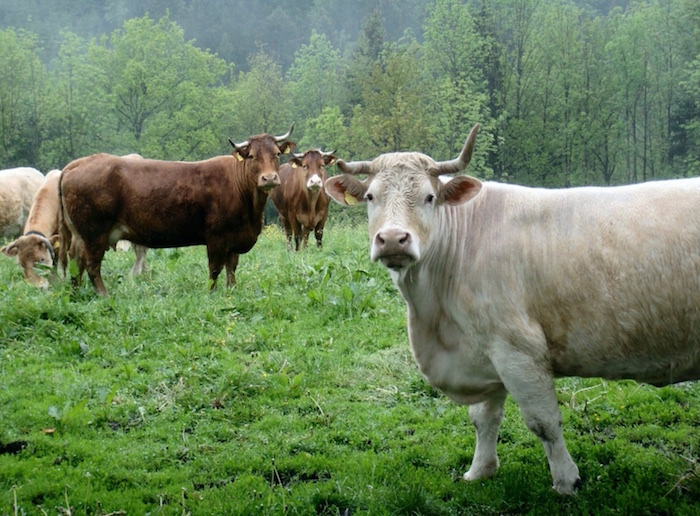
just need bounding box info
[326,153,482,272]
[290,150,336,193]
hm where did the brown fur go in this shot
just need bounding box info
[58,133,294,296]
[270,150,335,251]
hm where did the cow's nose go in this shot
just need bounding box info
[260,172,280,188]
[375,228,412,256]
[307,175,323,190]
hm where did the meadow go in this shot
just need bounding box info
[0,221,698,515]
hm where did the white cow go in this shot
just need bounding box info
[325,124,700,495]
[0,167,45,239]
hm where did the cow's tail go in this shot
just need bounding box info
[57,167,71,279]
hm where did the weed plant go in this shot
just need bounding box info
[0,223,698,515]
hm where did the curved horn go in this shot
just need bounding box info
[321,149,337,158]
[337,159,372,176]
[229,137,248,150]
[24,231,56,262]
[432,123,480,176]
[274,122,295,142]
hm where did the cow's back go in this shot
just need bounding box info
[0,167,45,238]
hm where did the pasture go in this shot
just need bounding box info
[0,222,698,515]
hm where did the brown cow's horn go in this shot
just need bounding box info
[229,137,248,150]
[337,159,372,176]
[321,149,337,157]
[433,123,480,176]
[274,122,295,142]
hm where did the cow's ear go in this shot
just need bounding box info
[323,155,337,166]
[232,147,249,161]
[289,156,303,169]
[1,242,18,257]
[50,234,60,250]
[325,175,368,206]
[439,175,482,206]
[279,141,296,155]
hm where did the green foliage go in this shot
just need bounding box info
[0,224,699,514]
[0,2,699,182]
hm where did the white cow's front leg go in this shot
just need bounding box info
[491,344,581,495]
[464,388,507,481]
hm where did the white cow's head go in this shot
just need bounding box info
[325,124,482,271]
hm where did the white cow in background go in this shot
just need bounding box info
[0,167,45,239]
[326,123,700,495]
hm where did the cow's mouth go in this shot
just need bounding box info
[378,253,415,270]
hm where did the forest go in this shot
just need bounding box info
[1,0,700,187]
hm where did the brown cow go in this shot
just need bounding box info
[270,149,336,251]
[58,126,295,296]
[3,165,149,288]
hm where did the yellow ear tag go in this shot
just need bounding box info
[235,152,244,162]
[291,163,297,169]
[344,192,358,206]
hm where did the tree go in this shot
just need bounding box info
[87,14,228,159]
[232,49,288,138]
[40,31,112,168]
[0,28,49,167]
[348,40,431,158]
[286,31,344,143]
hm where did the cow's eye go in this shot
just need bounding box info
[426,194,435,204]
[365,192,374,202]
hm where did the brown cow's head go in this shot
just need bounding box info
[229,124,296,191]
[289,149,337,192]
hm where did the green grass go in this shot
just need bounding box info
[0,222,699,515]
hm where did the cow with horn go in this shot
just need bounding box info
[270,148,337,251]
[325,123,700,495]
[59,125,295,296]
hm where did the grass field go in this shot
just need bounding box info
[1,222,699,515]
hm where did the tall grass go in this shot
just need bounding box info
[0,223,698,515]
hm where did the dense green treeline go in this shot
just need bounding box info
[1,0,699,187]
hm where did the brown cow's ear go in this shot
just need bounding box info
[2,242,18,257]
[232,148,249,161]
[50,234,60,250]
[279,141,296,155]
[439,175,482,206]
[325,175,367,206]
[324,156,337,166]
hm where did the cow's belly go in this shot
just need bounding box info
[551,339,700,387]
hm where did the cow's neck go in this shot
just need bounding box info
[393,201,482,320]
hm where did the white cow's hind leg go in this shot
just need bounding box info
[464,388,507,481]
